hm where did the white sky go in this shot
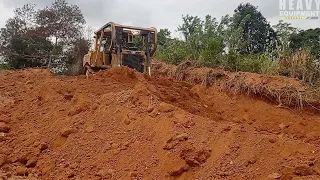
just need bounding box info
[0,0,319,38]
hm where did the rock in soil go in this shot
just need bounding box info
[85,125,95,133]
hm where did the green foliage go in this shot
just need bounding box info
[157,29,171,46]
[156,39,189,65]
[132,36,143,50]
[232,3,277,54]
[0,4,53,69]
[0,1,318,85]
[273,20,299,54]
[198,38,224,67]
[155,3,320,85]
[156,27,189,65]
[0,63,11,70]
[177,15,204,60]
[0,0,87,71]
[36,0,86,40]
[290,28,320,56]
[236,54,278,74]
[224,51,239,71]
[178,15,203,42]
[158,4,280,71]
[259,57,280,75]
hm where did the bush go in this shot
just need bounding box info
[239,54,278,75]
[156,39,190,65]
[0,63,11,70]
[259,57,280,75]
[198,38,224,67]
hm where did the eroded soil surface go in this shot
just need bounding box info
[0,67,320,180]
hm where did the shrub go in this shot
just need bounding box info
[198,38,224,67]
[0,63,11,70]
[156,39,190,65]
[226,53,279,75]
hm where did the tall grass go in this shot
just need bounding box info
[279,50,320,85]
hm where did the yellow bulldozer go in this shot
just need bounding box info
[83,22,157,75]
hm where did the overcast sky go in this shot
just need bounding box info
[0,0,319,38]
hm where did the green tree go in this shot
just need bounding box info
[157,39,189,65]
[36,0,86,69]
[217,15,244,53]
[178,15,203,41]
[201,15,220,49]
[157,29,171,46]
[178,15,203,60]
[232,3,277,54]
[273,20,298,56]
[0,4,53,69]
[66,37,91,75]
[0,0,87,72]
[199,37,225,67]
[290,28,320,56]
[161,15,225,66]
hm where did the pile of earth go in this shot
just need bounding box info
[0,67,320,179]
[152,61,320,110]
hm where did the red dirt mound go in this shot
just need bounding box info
[152,61,320,110]
[0,67,320,180]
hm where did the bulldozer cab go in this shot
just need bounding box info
[83,22,157,75]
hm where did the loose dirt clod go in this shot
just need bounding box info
[180,148,211,167]
[0,155,8,167]
[96,169,114,179]
[0,122,9,133]
[158,102,175,113]
[294,166,318,176]
[15,167,28,176]
[26,157,37,168]
[0,67,320,179]
[267,173,281,179]
[85,125,95,133]
[168,165,190,177]
[60,128,78,137]
[39,143,48,151]
[164,133,189,150]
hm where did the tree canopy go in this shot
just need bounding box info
[290,28,320,56]
[0,0,89,73]
[232,3,277,54]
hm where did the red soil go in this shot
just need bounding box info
[0,67,320,180]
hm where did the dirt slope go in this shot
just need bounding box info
[0,67,320,180]
[152,61,320,110]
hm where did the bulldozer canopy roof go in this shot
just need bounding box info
[95,22,156,35]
